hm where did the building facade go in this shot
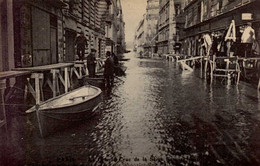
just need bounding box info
[116,0,126,55]
[134,15,146,55]
[143,0,160,56]
[134,0,159,56]
[0,0,15,72]
[105,0,125,55]
[157,0,184,54]
[1,0,125,69]
[181,0,260,57]
[9,0,114,67]
[62,0,110,62]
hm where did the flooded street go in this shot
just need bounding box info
[3,52,260,165]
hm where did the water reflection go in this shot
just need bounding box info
[2,52,260,165]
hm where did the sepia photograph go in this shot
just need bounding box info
[0,0,260,165]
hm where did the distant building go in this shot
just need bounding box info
[134,15,146,55]
[157,0,185,54]
[105,0,125,55]
[134,0,160,56]
[143,0,160,56]
[117,0,126,55]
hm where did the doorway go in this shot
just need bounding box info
[50,15,57,64]
[65,30,76,62]
[32,7,51,66]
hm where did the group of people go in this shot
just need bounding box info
[75,32,119,88]
[74,31,120,88]
[200,22,259,58]
[87,50,119,88]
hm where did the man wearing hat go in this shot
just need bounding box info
[104,51,114,88]
[75,31,88,61]
[87,49,97,77]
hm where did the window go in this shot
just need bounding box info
[175,4,181,16]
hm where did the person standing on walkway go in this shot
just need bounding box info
[104,51,114,88]
[87,49,97,78]
[75,31,88,61]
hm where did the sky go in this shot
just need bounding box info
[121,0,147,47]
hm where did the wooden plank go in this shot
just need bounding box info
[178,56,203,62]
[46,79,54,92]
[52,70,57,97]
[215,69,238,72]
[13,63,74,72]
[0,71,31,80]
[180,61,194,71]
[35,74,40,104]
[58,72,65,88]
[26,78,36,99]
[64,67,68,93]
[72,68,81,79]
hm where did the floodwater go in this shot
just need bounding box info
[2,52,260,166]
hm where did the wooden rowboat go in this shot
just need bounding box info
[26,85,102,137]
[114,64,127,76]
[83,74,105,89]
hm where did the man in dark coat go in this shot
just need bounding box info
[104,51,114,88]
[112,52,120,75]
[87,49,97,78]
[112,53,119,66]
[75,31,88,61]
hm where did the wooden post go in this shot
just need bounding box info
[79,65,82,78]
[0,79,7,131]
[85,63,88,75]
[64,67,68,93]
[227,73,231,86]
[40,78,44,101]
[204,58,208,78]
[180,61,194,71]
[258,78,260,90]
[56,72,60,96]
[237,71,241,85]
[35,74,40,104]
[52,70,57,97]
[210,62,213,83]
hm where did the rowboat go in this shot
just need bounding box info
[26,85,102,137]
[83,74,105,89]
[114,64,127,76]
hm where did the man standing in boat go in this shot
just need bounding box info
[87,49,97,78]
[112,52,119,76]
[75,31,88,61]
[104,51,114,88]
[112,52,119,66]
